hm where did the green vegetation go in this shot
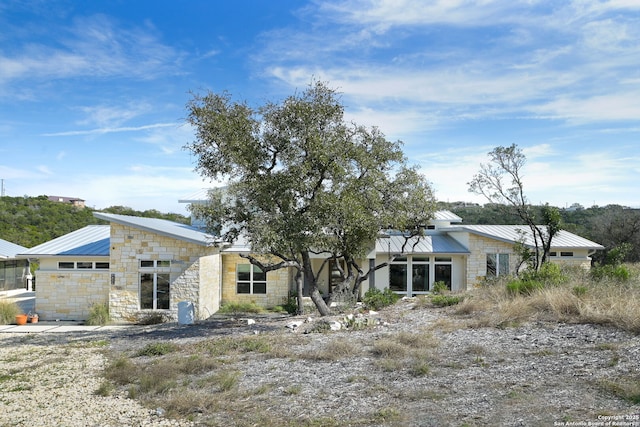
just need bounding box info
[0,300,20,325]
[217,301,265,315]
[136,342,179,357]
[85,302,110,326]
[362,287,400,310]
[0,195,189,248]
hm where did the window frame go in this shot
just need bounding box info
[236,263,267,295]
[486,253,510,277]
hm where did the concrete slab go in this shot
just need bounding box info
[6,324,60,332]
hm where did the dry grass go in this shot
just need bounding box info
[457,266,640,333]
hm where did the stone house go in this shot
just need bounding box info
[16,211,603,322]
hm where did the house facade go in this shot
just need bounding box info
[17,211,603,322]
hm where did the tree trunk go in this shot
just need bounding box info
[301,251,331,316]
[310,286,331,316]
[295,269,305,315]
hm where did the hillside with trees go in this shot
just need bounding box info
[0,195,189,248]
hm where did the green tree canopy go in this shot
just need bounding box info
[185,81,436,315]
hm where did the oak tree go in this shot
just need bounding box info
[185,81,436,315]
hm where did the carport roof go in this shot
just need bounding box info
[0,239,28,259]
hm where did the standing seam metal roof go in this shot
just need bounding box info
[447,225,604,249]
[17,225,111,257]
[376,234,469,254]
[0,239,28,258]
[93,212,214,246]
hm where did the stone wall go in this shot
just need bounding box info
[35,270,109,321]
[108,224,217,322]
[466,234,519,288]
[221,254,292,308]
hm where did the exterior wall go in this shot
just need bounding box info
[108,224,217,322]
[34,256,110,320]
[171,254,221,319]
[549,248,593,269]
[372,254,467,294]
[221,253,291,308]
[466,234,519,288]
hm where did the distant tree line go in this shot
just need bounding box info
[442,202,640,263]
[0,195,190,248]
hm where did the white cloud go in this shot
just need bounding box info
[41,123,177,137]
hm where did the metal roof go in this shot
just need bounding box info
[376,234,469,255]
[18,225,110,257]
[93,212,215,246]
[433,210,463,222]
[449,225,604,250]
[0,239,28,259]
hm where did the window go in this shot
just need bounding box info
[487,253,509,277]
[140,260,171,268]
[236,264,267,294]
[560,251,574,257]
[549,252,557,257]
[434,257,452,290]
[139,259,172,310]
[140,273,170,309]
[389,257,408,293]
[411,256,429,292]
[57,261,109,270]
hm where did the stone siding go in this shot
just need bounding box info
[109,224,218,322]
[221,254,292,308]
[466,234,519,288]
[35,270,109,321]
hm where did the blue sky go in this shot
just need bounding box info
[1,0,639,214]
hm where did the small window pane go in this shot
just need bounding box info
[412,264,429,292]
[140,260,154,268]
[561,252,574,257]
[59,262,74,269]
[486,254,497,277]
[140,273,154,309]
[435,257,451,262]
[237,282,251,294]
[252,266,266,282]
[237,264,251,281]
[389,264,407,292]
[157,260,171,267]
[77,262,93,269]
[156,274,170,310]
[253,282,267,294]
[413,256,430,262]
[95,262,110,269]
[498,254,510,276]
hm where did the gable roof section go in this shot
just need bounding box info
[93,212,214,246]
[0,239,28,259]
[450,225,604,250]
[376,234,469,255]
[18,225,110,257]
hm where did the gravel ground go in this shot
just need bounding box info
[1,300,639,427]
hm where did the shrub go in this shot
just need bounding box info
[432,281,449,294]
[363,288,399,310]
[431,294,464,307]
[136,342,178,357]
[282,294,299,315]
[85,302,110,326]
[0,300,20,325]
[591,264,631,282]
[506,279,543,295]
[218,301,264,315]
